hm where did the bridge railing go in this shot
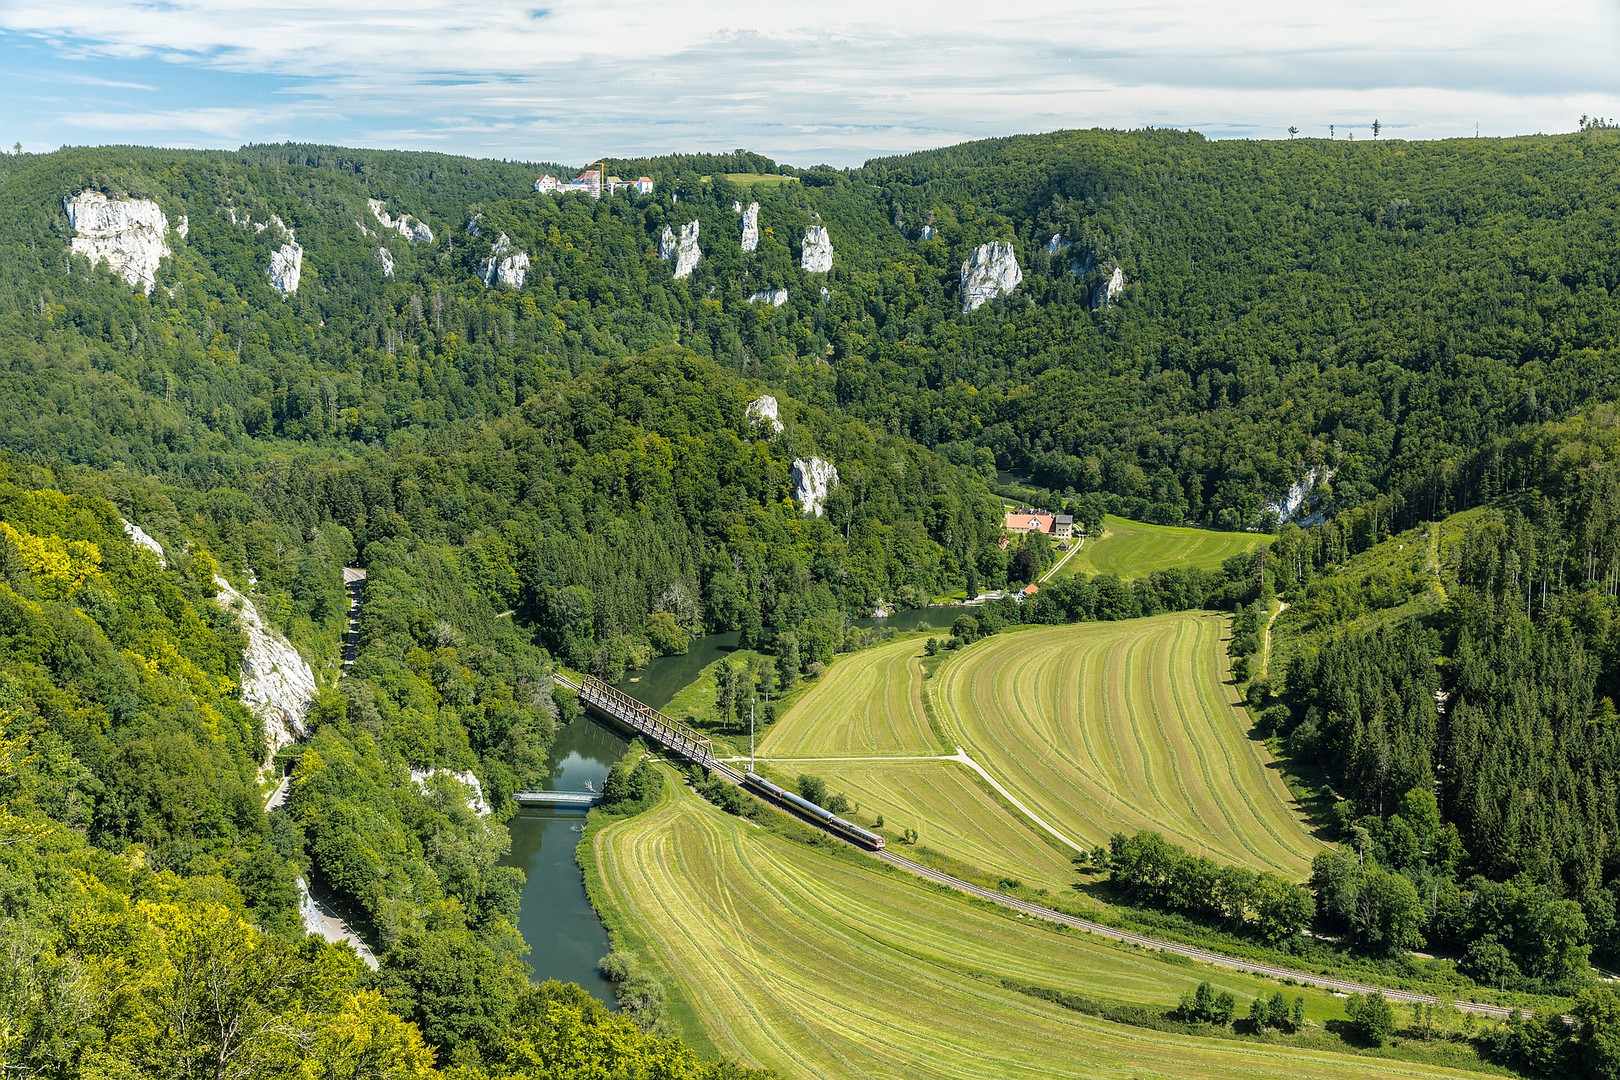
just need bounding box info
[576,674,713,763]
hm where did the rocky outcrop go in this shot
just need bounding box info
[176,216,189,239]
[920,224,937,241]
[367,199,433,244]
[740,202,760,252]
[1047,233,1071,255]
[745,395,784,434]
[661,221,701,279]
[213,575,317,761]
[120,518,165,564]
[466,214,482,238]
[263,216,302,296]
[481,233,529,288]
[375,247,395,278]
[63,191,171,294]
[1265,466,1335,524]
[1093,266,1125,309]
[800,226,833,273]
[410,768,492,817]
[747,288,788,307]
[791,457,838,516]
[821,286,830,305]
[960,241,1022,312]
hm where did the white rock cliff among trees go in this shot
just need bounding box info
[63,191,171,294]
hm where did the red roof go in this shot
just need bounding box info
[1023,584,1039,596]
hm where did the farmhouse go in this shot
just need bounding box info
[1003,509,1075,539]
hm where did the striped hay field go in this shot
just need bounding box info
[592,778,1493,1080]
[934,613,1321,875]
[1061,515,1270,580]
[763,635,943,757]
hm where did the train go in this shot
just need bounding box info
[743,772,886,850]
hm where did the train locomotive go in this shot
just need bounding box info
[742,772,886,850]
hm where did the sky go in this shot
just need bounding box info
[2,0,1618,167]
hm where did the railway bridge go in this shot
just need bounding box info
[552,672,742,783]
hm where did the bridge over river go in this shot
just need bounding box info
[555,670,1525,1022]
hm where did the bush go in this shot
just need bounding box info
[951,614,979,642]
[1345,991,1396,1046]
[805,660,827,680]
[1175,981,1236,1026]
[825,792,850,814]
[924,637,939,656]
[797,774,827,806]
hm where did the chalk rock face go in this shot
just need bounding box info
[740,202,760,252]
[120,518,166,565]
[1047,233,1071,255]
[800,226,833,273]
[368,199,433,244]
[214,575,317,762]
[960,241,1022,312]
[63,191,171,294]
[1265,465,1335,524]
[745,394,784,434]
[821,286,830,305]
[410,768,492,817]
[920,224,937,241]
[747,288,788,307]
[1094,266,1125,309]
[268,246,303,296]
[482,233,529,288]
[176,216,189,239]
[375,247,395,278]
[661,221,701,279]
[466,214,482,238]
[791,457,838,516]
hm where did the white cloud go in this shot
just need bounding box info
[2,0,1618,162]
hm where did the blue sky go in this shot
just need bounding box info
[3,0,1618,166]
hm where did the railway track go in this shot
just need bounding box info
[554,669,1525,1023]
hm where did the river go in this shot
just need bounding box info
[501,609,957,1000]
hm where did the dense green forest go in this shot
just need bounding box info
[7,127,1620,1075]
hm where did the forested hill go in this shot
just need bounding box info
[6,132,1620,527]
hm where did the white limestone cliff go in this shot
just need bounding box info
[741,202,760,252]
[920,224,937,241]
[1094,266,1125,309]
[213,574,318,761]
[745,395,784,434]
[800,226,833,273]
[960,241,1022,312]
[410,768,492,817]
[375,247,395,278]
[747,288,788,307]
[660,221,701,279]
[263,216,302,296]
[481,233,529,288]
[367,199,433,244]
[1047,233,1071,255]
[63,191,170,294]
[791,457,838,516]
[176,216,189,239]
[466,214,482,237]
[1265,466,1335,524]
[120,518,166,565]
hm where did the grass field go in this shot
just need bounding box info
[934,616,1322,874]
[591,777,1498,1080]
[763,635,942,757]
[703,172,799,187]
[1060,515,1270,580]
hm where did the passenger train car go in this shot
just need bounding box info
[742,772,886,850]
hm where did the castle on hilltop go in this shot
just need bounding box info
[536,168,654,198]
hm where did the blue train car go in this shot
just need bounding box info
[742,772,886,850]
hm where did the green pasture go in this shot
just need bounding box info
[762,635,942,757]
[591,776,1500,1080]
[933,616,1323,875]
[1060,515,1271,580]
[703,172,799,188]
